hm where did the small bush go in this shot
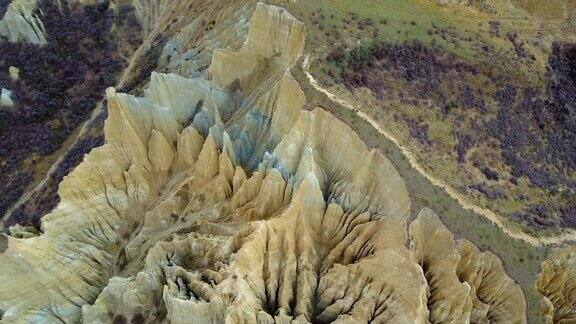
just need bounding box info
[481,166,500,181]
[506,31,528,58]
[455,133,474,163]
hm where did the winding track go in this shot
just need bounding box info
[302,55,576,247]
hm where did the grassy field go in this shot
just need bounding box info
[270,0,570,62]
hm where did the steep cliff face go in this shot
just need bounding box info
[0,0,46,44]
[0,3,526,323]
[116,0,258,91]
[537,247,576,323]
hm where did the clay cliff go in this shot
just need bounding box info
[0,3,527,323]
[0,0,46,44]
[538,247,576,323]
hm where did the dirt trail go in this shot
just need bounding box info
[302,55,576,247]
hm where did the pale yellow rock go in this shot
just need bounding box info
[410,208,473,323]
[537,247,576,323]
[1,88,14,106]
[148,129,174,172]
[0,3,527,324]
[456,240,527,324]
[9,66,19,81]
[118,0,257,88]
[208,4,305,89]
[0,0,47,44]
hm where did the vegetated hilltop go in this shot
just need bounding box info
[0,4,531,322]
[268,0,576,235]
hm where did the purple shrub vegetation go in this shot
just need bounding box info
[326,40,480,109]
[455,133,474,163]
[470,182,507,200]
[489,43,576,190]
[327,39,576,230]
[0,0,130,222]
[4,132,105,228]
[481,166,500,181]
[0,0,9,18]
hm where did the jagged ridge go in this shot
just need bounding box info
[0,3,526,323]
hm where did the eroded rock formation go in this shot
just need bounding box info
[0,3,526,323]
[0,88,13,106]
[116,0,258,90]
[0,0,47,44]
[538,247,576,323]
